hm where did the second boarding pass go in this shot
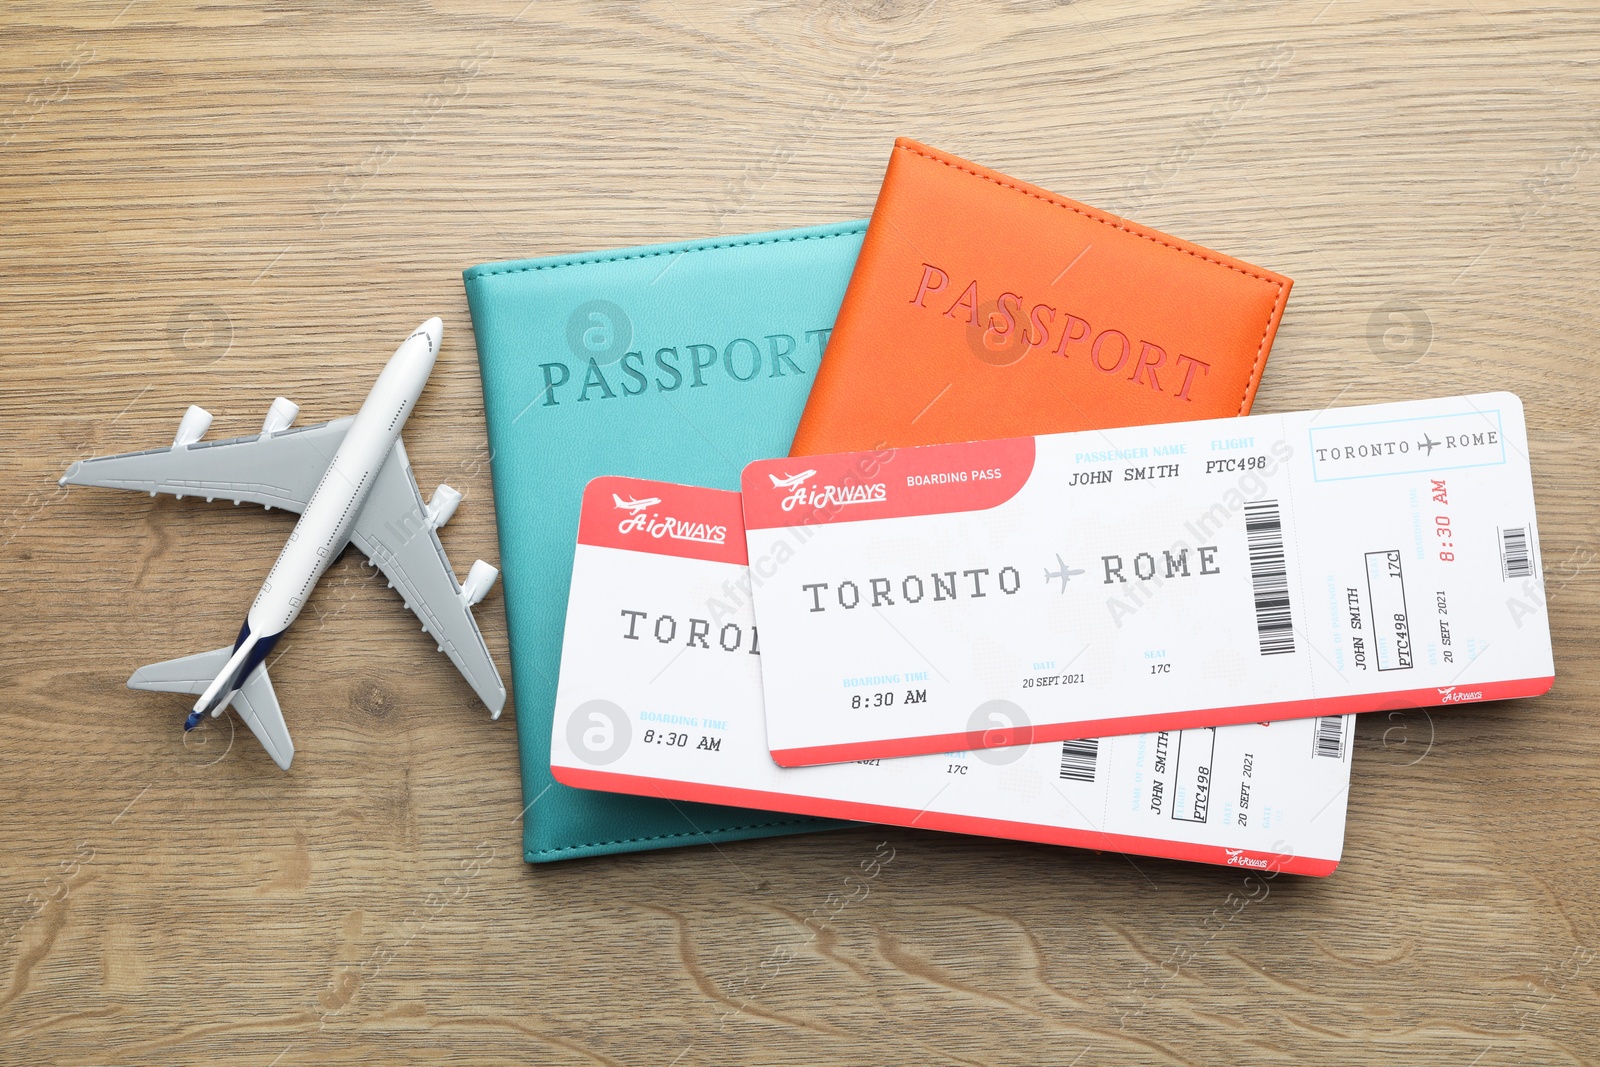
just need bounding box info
[548,476,1353,875]
[741,393,1553,766]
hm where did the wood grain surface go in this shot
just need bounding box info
[3,1,1598,1063]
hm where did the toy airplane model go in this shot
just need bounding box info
[58,318,505,769]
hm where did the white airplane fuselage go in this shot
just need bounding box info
[187,319,440,726]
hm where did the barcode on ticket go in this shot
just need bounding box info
[1500,525,1532,579]
[1244,499,1295,656]
[1058,738,1099,782]
[1314,716,1346,760]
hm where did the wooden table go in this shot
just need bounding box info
[4,2,1597,1063]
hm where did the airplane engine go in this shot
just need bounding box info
[460,559,498,607]
[171,405,213,447]
[260,397,299,434]
[426,484,462,530]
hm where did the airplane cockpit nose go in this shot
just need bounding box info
[418,316,443,355]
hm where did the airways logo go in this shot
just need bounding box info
[1223,848,1270,870]
[776,469,888,513]
[1437,686,1483,704]
[613,494,726,545]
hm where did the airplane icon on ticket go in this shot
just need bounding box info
[768,470,816,491]
[1045,554,1085,592]
[612,494,662,514]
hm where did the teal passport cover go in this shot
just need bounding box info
[464,221,865,862]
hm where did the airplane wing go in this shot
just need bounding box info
[348,438,507,717]
[127,647,294,769]
[59,417,354,513]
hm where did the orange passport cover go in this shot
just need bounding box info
[791,138,1292,455]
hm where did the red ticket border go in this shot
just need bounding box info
[767,676,1556,767]
[552,764,1339,877]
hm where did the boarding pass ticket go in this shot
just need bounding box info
[549,476,1353,875]
[742,393,1553,766]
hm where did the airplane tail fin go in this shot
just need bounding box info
[768,474,782,487]
[613,493,626,508]
[129,648,294,769]
[189,635,259,721]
